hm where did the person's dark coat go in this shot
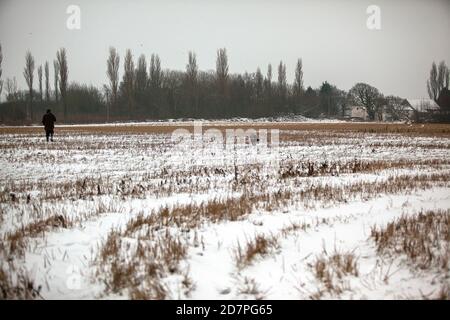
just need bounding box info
[42,112,56,131]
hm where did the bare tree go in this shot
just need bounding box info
[37,65,43,101]
[186,51,198,114]
[437,61,448,93]
[446,68,450,90]
[5,77,18,117]
[264,63,273,95]
[292,58,304,113]
[260,64,273,115]
[216,48,229,95]
[149,54,162,89]
[44,61,50,101]
[293,58,304,97]
[5,77,18,102]
[23,50,35,121]
[255,67,263,101]
[123,49,135,114]
[53,60,59,102]
[266,64,272,85]
[186,51,198,85]
[0,43,3,102]
[277,61,287,101]
[427,61,449,101]
[106,47,120,106]
[102,84,111,122]
[57,48,68,120]
[349,82,381,121]
[149,54,163,116]
[162,69,182,116]
[385,95,409,121]
[135,54,148,95]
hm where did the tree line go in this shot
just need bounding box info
[0,43,449,124]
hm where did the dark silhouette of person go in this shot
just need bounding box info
[42,109,56,142]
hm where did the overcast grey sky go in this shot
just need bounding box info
[0,0,449,99]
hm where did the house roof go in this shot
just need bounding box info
[405,99,440,112]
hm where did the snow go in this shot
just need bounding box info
[0,122,449,299]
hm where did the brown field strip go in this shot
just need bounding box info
[1,122,450,136]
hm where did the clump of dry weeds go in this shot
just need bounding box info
[233,233,280,269]
[371,210,450,271]
[96,223,190,299]
[309,249,359,298]
[4,214,70,257]
[0,265,42,299]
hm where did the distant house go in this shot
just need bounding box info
[345,106,368,121]
[345,99,440,122]
[403,98,440,113]
[400,98,440,121]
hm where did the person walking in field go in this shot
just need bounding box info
[42,109,56,142]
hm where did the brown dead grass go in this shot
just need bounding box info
[96,224,190,299]
[4,214,69,256]
[436,285,450,300]
[0,265,43,299]
[114,172,450,233]
[5,158,445,205]
[1,122,450,137]
[371,210,450,271]
[233,234,280,269]
[279,159,450,179]
[310,249,359,299]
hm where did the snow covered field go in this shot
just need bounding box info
[0,122,449,300]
